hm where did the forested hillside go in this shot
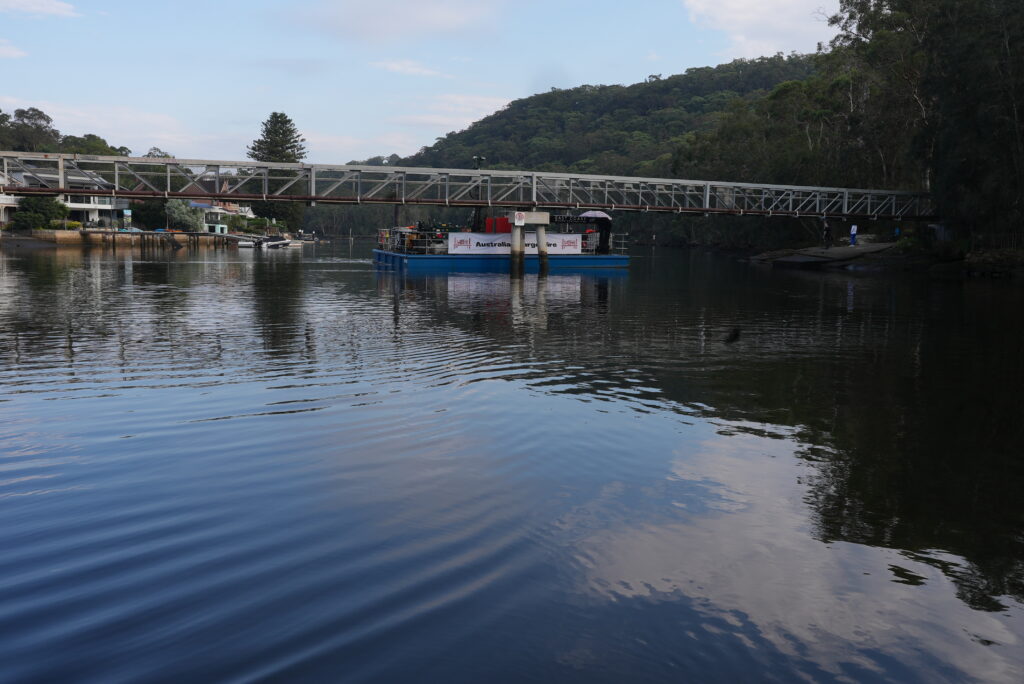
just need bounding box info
[400,54,815,177]
[394,0,1024,241]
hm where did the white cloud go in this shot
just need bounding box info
[370,60,452,78]
[303,130,421,163]
[0,39,27,58]
[683,0,837,58]
[0,0,78,17]
[393,94,510,130]
[566,428,1024,681]
[302,0,502,41]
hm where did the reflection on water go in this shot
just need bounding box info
[0,242,1021,682]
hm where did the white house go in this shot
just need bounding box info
[0,193,126,227]
[0,194,17,225]
[1,165,130,226]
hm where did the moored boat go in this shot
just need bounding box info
[261,236,289,249]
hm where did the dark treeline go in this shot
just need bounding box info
[0,107,130,156]
[676,0,1023,237]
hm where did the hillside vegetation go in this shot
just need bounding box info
[402,54,814,178]
[387,0,1023,245]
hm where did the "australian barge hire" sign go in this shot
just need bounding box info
[448,233,583,255]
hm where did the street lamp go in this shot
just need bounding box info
[472,155,486,170]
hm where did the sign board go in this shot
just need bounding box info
[449,232,582,255]
[124,209,132,217]
[510,211,549,226]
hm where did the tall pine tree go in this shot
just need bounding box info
[247,112,307,163]
[247,112,307,231]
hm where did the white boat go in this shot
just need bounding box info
[262,236,289,249]
[237,240,255,248]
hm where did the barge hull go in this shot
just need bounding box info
[373,249,628,271]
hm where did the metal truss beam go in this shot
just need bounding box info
[0,151,936,220]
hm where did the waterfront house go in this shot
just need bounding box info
[0,193,16,226]
[1,168,128,226]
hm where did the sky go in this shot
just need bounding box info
[0,0,839,164]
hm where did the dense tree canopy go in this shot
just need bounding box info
[0,107,129,155]
[823,0,1023,233]
[402,54,815,177]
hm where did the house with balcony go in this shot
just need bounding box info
[66,194,130,225]
[1,167,129,227]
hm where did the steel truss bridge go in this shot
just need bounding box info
[0,151,935,220]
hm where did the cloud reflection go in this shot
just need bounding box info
[564,428,1024,681]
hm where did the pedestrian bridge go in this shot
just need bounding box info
[0,150,935,221]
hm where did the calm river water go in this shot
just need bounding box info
[0,241,1022,683]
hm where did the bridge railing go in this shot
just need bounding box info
[0,151,935,220]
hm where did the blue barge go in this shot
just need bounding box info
[374,222,629,272]
[373,249,629,271]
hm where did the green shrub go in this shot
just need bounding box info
[11,212,46,231]
[19,196,68,222]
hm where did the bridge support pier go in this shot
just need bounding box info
[535,223,549,274]
[510,222,525,275]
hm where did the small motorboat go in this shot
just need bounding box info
[262,236,289,249]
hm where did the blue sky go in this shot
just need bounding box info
[1,0,838,163]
